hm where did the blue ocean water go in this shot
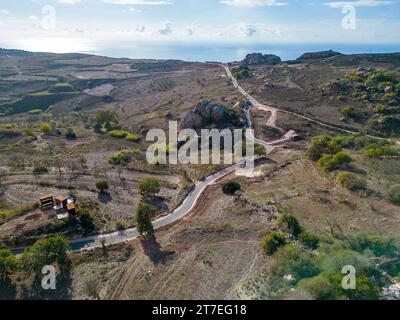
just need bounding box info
[94,42,400,62]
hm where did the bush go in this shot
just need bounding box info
[346,233,399,257]
[299,232,320,250]
[115,219,128,231]
[271,245,320,282]
[362,145,399,158]
[107,130,131,139]
[336,172,367,191]
[341,105,357,119]
[95,179,109,193]
[297,276,337,300]
[40,124,53,134]
[254,143,266,156]
[222,181,241,195]
[318,152,352,172]
[65,128,77,140]
[125,133,142,142]
[0,250,18,282]
[138,177,161,197]
[108,150,131,165]
[387,185,400,205]
[277,214,304,238]
[261,232,287,255]
[332,151,352,165]
[322,272,380,300]
[33,165,49,175]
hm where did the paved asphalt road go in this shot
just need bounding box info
[11,64,293,255]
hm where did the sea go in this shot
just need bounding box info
[92,42,400,63]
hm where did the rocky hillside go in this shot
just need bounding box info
[297,50,342,60]
[179,100,243,131]
[241,53,281,66]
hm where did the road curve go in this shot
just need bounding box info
[10,65,300,255]
[223,65,390,141]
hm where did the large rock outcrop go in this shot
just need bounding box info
[297,50,342,61]
[179,100,242,131]
[241,53,281,66]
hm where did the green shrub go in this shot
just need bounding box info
[336,172,367,191]
[322,272,380,300]
[346,233,399,257]
[299,232,320,250]
[341,105,357,118]
[277,214,304,238]
[33,165,49,175]
[297,276,337,300]
[115,219,128,231]
[95,179,109,193]
[332,151,352,165]
[387,185,400,205]
[108,150,132,165]
[254,143,266,156]
[222,181,241,195]
[261,232,287,255]
[362,145,399,158]
[271,245,320,282]
[318,152,352,172]
[65,128,77,140]
[125,133,142,142]
[0,249,18,282]
[138,177,161,197]
[40,124,52,134]
[107,130,128,138]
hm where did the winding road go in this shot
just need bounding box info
[10,65,307,255]
[223,65,390,142]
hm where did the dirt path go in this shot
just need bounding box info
[223,65,390,141]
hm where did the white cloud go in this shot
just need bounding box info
[187,25,196,36]
[0,9,10,14]
[239,23,257,36]
[220,0,287,7]
[103,0,172,5]
[158,20,172,35]
[136,24,146,32]
[128,7,142,12]
[58,0,81,4]
[323,0,392,8]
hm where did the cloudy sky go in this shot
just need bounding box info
[0,0,399,54]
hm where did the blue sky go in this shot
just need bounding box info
[0,0,399,54]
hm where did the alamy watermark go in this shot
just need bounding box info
[145,121,256,173]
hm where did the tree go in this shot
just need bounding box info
[277,214,304,238]
[96,179,109,193]
[21,235,71,276]
[138,177,160,197]
[136,202,156,236]
[0,250,18,283]
[222,181,241,195]
[254,143,266,156]
[261,232,286,255]
[40,123,53,135]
